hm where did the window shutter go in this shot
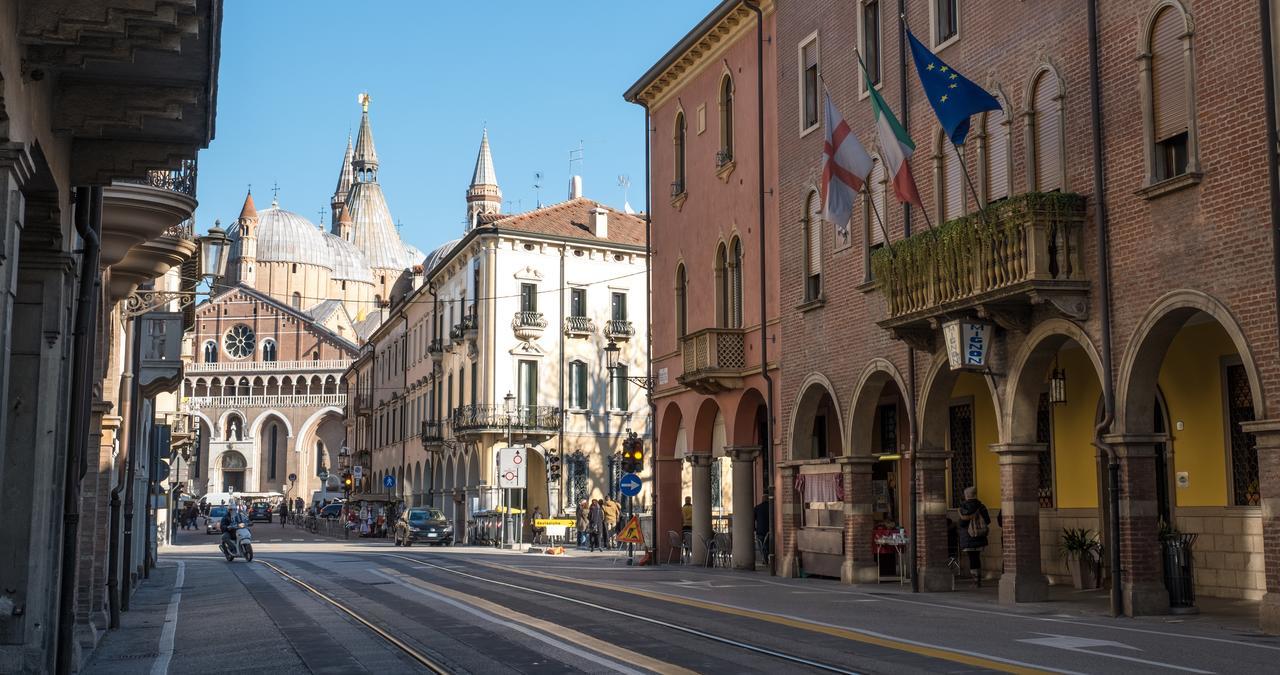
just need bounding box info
[986,106,1009,201]
[1034,73,1062,191]
[806,192,822,275]
[730,242,743,328]
[1152,8,1188,141]
[869,160,886,245]
[943,137,965,220]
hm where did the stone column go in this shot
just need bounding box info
[991,443,1048,603]
[914,447,953,591]
[1241,420,1280,634]
[837,456,878,583]
[688,453,713,565]
[1103,433,1168,616]
[778,463,801,577]
[728,446,760,570]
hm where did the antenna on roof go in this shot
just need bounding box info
[568,141,584,178]
[619,175,635,215]
[533,172,543,208]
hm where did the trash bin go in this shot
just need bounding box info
[1161,532,1198,613]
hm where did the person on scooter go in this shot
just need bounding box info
[221,504,249,553]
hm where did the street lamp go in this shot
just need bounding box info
[604,338,652,391]
[197,220,231,282]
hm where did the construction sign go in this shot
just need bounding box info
[616,515,645,545]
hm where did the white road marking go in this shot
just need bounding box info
[368,569,645,674]
[150,561,185,675]
[290,539,303,542]
[1018,633,1214,673]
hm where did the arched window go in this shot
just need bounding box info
[1029,68,1064,192]
[675,264,688,339]
[261,339,277,362]
[1145,3,1197,183]
[719,75,734,165]
[568,360,588,410]
[203,340,218,363]
[291,291,302,309]
[715,243,729,327]
[729,238,743,328]
[939,131,966,221]
[864,157,887,283]
[983,97,1010,203]
[238,377,250,396]
[673,111,687,195]
[803,190,822,301]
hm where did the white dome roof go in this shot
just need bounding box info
[256,207,333,270]
[422,238,459,272]
[325,233,375,283]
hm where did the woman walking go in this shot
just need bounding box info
[576,500,590,549]
[958,486,991,587]
[587,499,605,552]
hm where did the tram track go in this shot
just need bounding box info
[257,559,451,674]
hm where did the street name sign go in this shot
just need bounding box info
[619,472,642,497]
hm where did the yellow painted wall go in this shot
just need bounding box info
[951,372,1000,506]
[1051,345,1102,509]
[1159,321,1236,507]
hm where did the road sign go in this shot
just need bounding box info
[383,474,396,489]
[619,472,642,497]
[353,465,363,480]
[616,515,644,545]
[155,460,170,482]
[497,446,527,489]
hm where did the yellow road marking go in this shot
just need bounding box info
[467,559,1055,675]
[381,568,695,675]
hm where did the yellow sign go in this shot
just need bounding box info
[534,518,576,528]
[616,515,644,545]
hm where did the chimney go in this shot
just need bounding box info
[589,206,608,238]
[568,175,582,200]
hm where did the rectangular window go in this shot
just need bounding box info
[611,292,627,321]
[800,35,820,131]
[611,365,629,411]
[470,362,478,408]
[446,374,453,420]
[569,361,587,409]
[1227,364,1260,506]
[1036,393,1055,508]
[1155,132,1188,182]
[518,360,538,408]
[570,288,586,318]
[862,1,881,87]
[935,0,959,45]
[520,283,538,312]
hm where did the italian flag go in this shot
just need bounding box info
[866,68,922,207]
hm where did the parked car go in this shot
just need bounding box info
[318,503,344,519]
[206,505,229,534]
[393,508,452,547]
[248,502,273,523]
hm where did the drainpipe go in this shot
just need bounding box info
[897,0,921,593]
[55,187,102,674]
[743,0,776,576]
[402,312,409,508]
[428,283,439,508]
[1261,1,1280,406]
[558,244,566,517]
[637,99,659,562]
[1086,0,1122,618]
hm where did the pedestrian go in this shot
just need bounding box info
[602,496,620,549]
[280,499,290,527]
[185,503,197,530]
[958,486,991,587]
[576,500,590,548]
[529,506,544,542]
[681,496,693,534]
[587,499,605,552]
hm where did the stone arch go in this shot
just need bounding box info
[1004,318,1104,444]
[658,400,685,459]
[786,372,845,459]
[730,387,768,448]
[690,397,722,455]
[847,358,913,457]
[192,410,216,437]
[249,410,293,442]
[917,351,1004,451]
[1116,289,1264,433]
[219,409,248,441]
[296,406,343,446]
[1141,0,1193,41]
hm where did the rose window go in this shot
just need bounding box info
[223,324,256,360]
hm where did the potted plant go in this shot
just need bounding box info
[1060,527,1102,590]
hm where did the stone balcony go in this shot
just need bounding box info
[871,192,1089,349]
[428,338,445,365]
[103,160,200,302]
[563,315,596,338]
[512,311,547,341]
[353,393,373,417]
[678,327,748,394]
[186,359,352,374]
[605,319,635,341]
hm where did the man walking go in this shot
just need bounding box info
[280,499,290,527]
[602,496,621,549]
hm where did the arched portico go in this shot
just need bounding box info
[780,375,846,580]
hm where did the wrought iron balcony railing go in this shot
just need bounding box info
[563,315,596,336]
[119,158,198,196]
[420,420,444,445]
[671,180,686,197]
[451,404,562,435]
[512,311,547,340]
[604,319,635,340]
[871,192,1088,338]
[716,149,734,168]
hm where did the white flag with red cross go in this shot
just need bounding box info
[822,88,873,234]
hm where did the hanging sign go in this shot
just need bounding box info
[942,319,992,370]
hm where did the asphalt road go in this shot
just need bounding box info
[84,526,1280,674]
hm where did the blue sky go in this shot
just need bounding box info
[196,0,717,252]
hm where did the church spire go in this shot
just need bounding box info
[352,92,379,181]
[466,127,502,231]
[331,134,354,225]
[234,190,259,286]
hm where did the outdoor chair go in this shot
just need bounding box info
[696,533,717,567]
[713,532,733,567]
[667,530,685,564]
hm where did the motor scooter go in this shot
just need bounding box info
[220,522,253,562]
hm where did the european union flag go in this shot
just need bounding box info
[907,30,1001,146]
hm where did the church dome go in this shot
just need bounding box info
[422,238,459,273]
[325,233,375,283]
[256,207,334,269]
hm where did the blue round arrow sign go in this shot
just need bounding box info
[619,472,642,497]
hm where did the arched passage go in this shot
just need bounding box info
[655,401,686,561]
[788,375,844,461]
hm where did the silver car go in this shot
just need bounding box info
[206,505,228,534]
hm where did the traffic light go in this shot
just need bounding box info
[621,431,644,473]
[547,453,561,481]
[343,472,353,490]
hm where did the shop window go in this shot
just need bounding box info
[1227,364,1260,506]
